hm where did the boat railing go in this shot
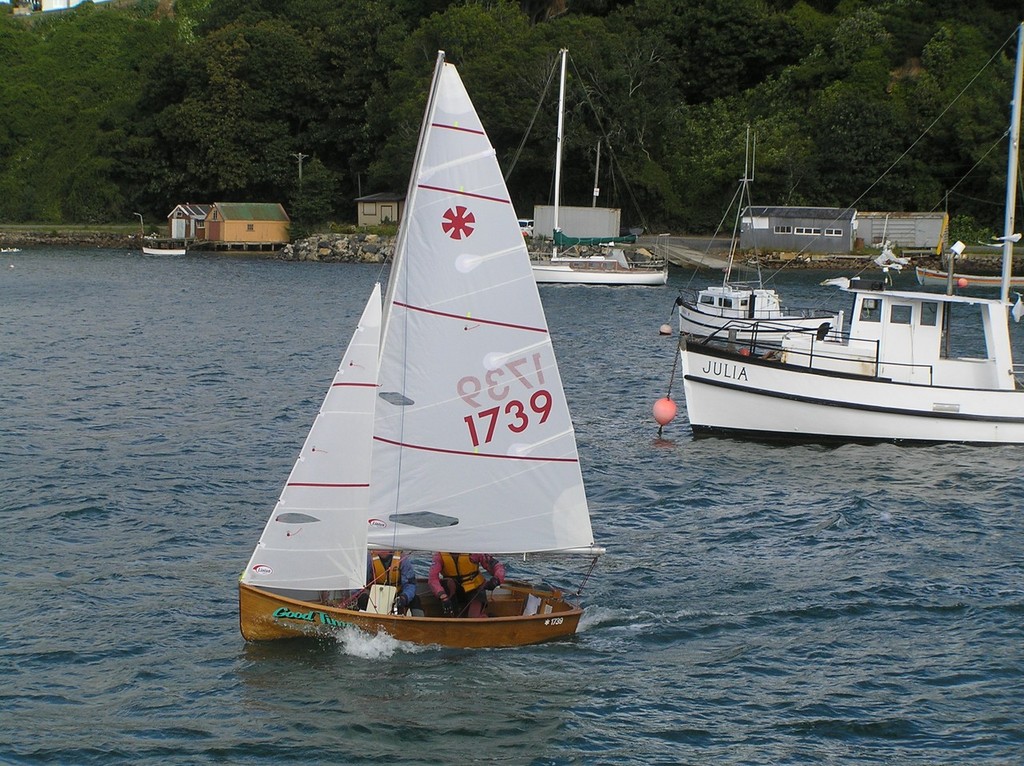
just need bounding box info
[776,325,943,384]
[1013,364,1024,388]
[704,321,940,385]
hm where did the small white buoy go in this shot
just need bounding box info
[653,397,677,426]
[658,323,672,336]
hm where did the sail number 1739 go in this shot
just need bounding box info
[463,391,552,447]
[457,352,551,447]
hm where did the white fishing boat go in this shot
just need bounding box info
[531,49,667,286]
[135,212,187,256]
[239,51,603,648]
[142,239,187,256]
[677,23,1024,445]
[677,128,842,341]
[0,247,21,253]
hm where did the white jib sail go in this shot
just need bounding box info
[242,284,382,591]
[368,53,595,555]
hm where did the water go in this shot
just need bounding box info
[2,249,1022,764]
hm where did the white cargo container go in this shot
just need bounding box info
[532,205,622,240]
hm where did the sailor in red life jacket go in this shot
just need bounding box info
[358,550,419,615]
[428,552,505,618]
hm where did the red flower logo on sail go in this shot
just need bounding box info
[441,206,475,240]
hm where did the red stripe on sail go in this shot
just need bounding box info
[431,122,485,136]
[417,184,509,205]
[393,301,547,334]
[287,482,370,488]
[331,382,379,388]
[374,436,578,463]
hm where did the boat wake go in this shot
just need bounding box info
[330,624,432,659]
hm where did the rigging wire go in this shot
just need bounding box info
[504,56,560,181]
[760,24,1021,286]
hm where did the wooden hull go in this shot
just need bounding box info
[915,266,1024,288]
[239,580,584,648]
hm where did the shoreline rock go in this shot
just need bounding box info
[280,233,393,263]
[9,230,1018,274]
[0,231,133,249]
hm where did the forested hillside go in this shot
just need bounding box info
[0,0,1020,236]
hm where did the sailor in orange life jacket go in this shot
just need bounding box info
[428,552,505,618]
[357,550,419,615]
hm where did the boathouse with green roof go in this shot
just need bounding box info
[205,202,290,246]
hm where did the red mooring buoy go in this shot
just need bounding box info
[653,397,677,426]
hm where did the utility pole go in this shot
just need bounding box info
[292,152,309,190]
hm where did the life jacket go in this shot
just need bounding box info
[371,552,402,587]
[439,553,485,593]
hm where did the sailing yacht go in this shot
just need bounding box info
[530,49,668,286]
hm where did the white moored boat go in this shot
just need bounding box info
[531,49,667,287]
[677,129,842,340]
[678,23,1024,445]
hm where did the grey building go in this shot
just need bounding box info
[740,206,857,254]
[855,211,948,253]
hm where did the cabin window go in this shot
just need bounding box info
[921,301,938,326]
[890,305,912,324]
[699,295,715,305]
[719,298,733,309]
[739,299,749,307]
[860,299,881,322]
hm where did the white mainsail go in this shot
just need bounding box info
[241,284,382,591]
[368,55,595,555]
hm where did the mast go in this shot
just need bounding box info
[1000,23,1023,305]
[724,126,755,286]
[552,48,567,258]
[380,51,447,349]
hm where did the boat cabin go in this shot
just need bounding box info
[781,280,1016,390]
[697,285,784,319]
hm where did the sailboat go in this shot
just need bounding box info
[677,128,843,341]
[676,22,1024,445]
[530,49,667,286]
[238,51,603,648]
